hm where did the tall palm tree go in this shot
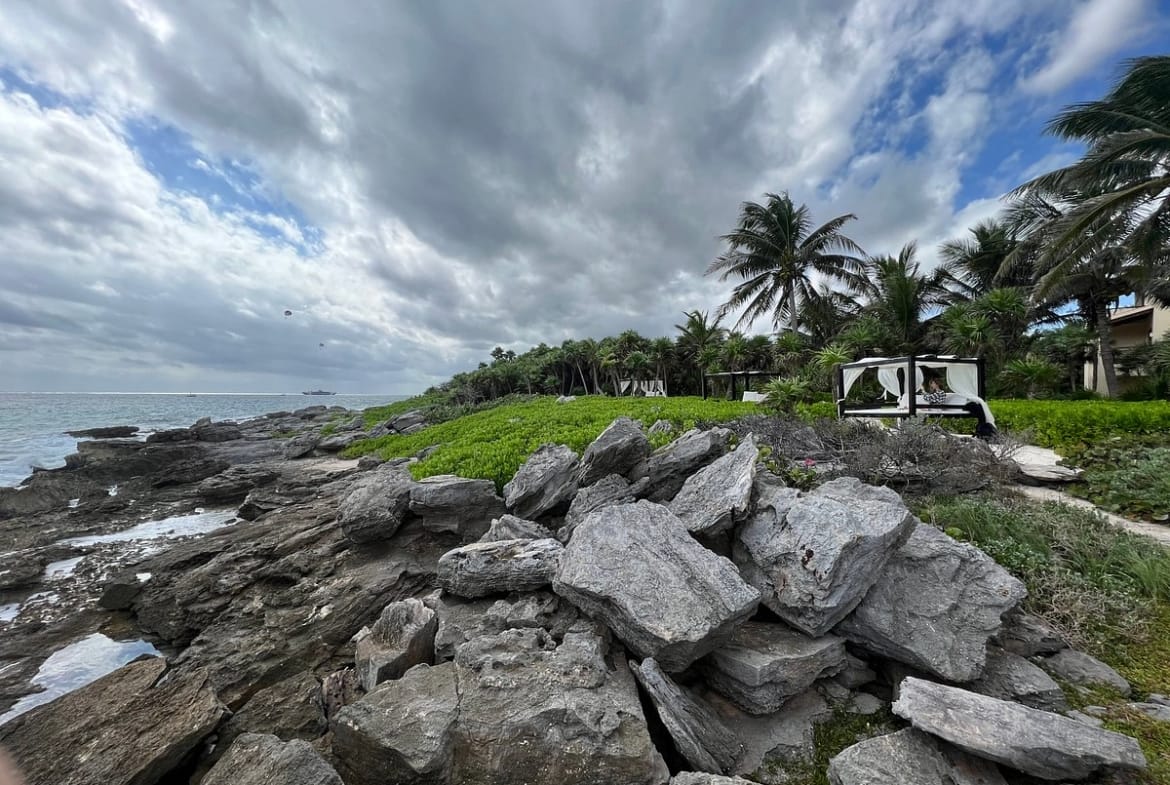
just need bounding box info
[852,243,951,355]
[648,337,675,393]
[1014,56,1170,302]
[938,218,1031,299]
[674,310,725,397]
[707,192,865,333]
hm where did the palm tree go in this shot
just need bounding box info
[1014,56,1170,304]
[707,192,866,333]
[852,243,951,355]
[939,218,1031,299]
[648,337,675,393]
[675,310,725,396]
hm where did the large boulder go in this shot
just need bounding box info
[668,435,758,537]
[337,468,414,543]
[0,658,227,785]
[355,598,439,692]
[437,538,564,598]
[705,686,834,780]
[835,523,1026,682]
[1037,648,1131,696]
[409,475,507,540]
[700,622,846,715]
[632,657,742,775]
[553,500,759,672]
[734,477,916,637]
[426,590,580,661]
[478,514,551,542]
[631,428,732,502]
[578,417,652,486]
[202,733,342,785]
[827,728,1007,785]
[560,473,639,541]
[997,612,1067,658]
[892,677,1146,781]
[504,444,580,519]
[283,433,319,459]
[968,648,1067,712]
[197,465,279,503]
[332,662,460,785]
[212,672,327,759]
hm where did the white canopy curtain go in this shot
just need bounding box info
[618,380,666,397]
[918,359,995,426]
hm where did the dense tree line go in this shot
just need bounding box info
[438,56,1170,404]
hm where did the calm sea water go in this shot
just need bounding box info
[0,393,406,488]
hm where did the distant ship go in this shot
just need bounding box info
[302,389,337,396]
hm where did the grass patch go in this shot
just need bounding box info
[759,708,895,785]
[344,395,772,491]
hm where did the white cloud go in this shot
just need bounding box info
[1022,0,1151,94]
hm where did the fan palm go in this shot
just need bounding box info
[708,193,865,333]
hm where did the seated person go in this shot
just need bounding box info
[922,378,948,405]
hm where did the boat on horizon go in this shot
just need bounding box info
[302,389,337,396]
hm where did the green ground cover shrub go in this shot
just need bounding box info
[1059,438,1170,522]
[987,399,1170,452]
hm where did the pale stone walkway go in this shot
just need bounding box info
[1014,485,1170,548]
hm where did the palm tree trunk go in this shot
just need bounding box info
[788,288,798,334]
[1094,307,1120,398]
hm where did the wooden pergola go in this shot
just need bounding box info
[701,370,779,400]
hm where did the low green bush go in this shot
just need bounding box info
[1071,447,1170,522]
[987,399,1170,452]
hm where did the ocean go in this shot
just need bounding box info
[0,392,407,488]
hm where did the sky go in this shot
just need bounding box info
[0,0,1166,394]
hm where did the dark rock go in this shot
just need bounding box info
[836,523,1026,682]
[827,727,1008,785]
[437,538,564,598]
[504,444,580,519]
[560,473,639,541]
[356,454,385,470]
[668,435,758,537]
[735,477,916,637]
[700,621,846,715]
[998,611,1068,658]
[66,426,139,438]
[426,590,580,661]
[671,775,755,785]
[283,434,319,459]
[892,676,1146,780]
[633,657,743,774]
[553,500,759,671]
[707,686,834,780]
[202,733,342,785]
[193,422,244,442]
[478,514,551,542]
[969,648,1067,712]
[1038,648,1131,696]
[578,417,652,487]
[98,572,147,610]
[215,672,327,754]
[409,475,507,540]
[197,465,279,503]
[630,427,732,502]
[337,467,414,543]
[318,433,364,452]
[0,658,227,785]
[146,427,197,443]
[355,598,438,691]
[389,410,427,433]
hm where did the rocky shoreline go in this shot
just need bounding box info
[0,408,1156,784]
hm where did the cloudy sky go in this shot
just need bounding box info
[0,0,1166,393]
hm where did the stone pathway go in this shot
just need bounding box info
[1013,485,1170,548]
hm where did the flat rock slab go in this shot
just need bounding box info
[828,728,1007,785]
[409,474,506,540]
[893,677,1146,780]
[438,538,564,598]
[701,621,846,714]
[355,597,438,692]
[1038,648,1131,696]
[554,500,759,671]
[633,657,743,774]
[735,477,916,637]
[836,523,1026,682]
[631,427,732,502]
[579,417,652,486]
[669,435,758,536]
[671,775,757,785]
[504,444,580,519]
[561,473,639,541]
[0,657,227,785]
[203,733,342,785]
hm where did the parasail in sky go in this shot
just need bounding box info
[283,309,293,317]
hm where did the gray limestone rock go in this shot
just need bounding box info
[668,435,759,536]
[633,658,743,775]
[734,477,916,637]
[283,433,319,459]
[1038,648,1131,696]
[426,590,580,660]
[847,693,885,716]
[834,653,877,690]
[631,427,732,502]
[836,523,1026,682]
[700,621,846,714]
[828,728,1007,785]
[704,686,835,781]
[504,444,580,519]
[998,612,1068,658]
[1127,702,1170,722]
[354,598,438,692]
[892,677,1146,781]
[408,474,507,540]
[671,774,756,785]
[579,417,652,487]
[318,432,364,452]
[969,647,1067,712]
[554,500,759,671]
[478,514,551,542]
[332,662,459,785]
[214,672,327,759]
[561,473,638,541]
[389,410,427,433]
[202,733,342,785]
[336,467,414,543]
[0,658,227,785]
[438,538,564,598]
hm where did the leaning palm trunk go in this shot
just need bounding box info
[1095,309,1120,397]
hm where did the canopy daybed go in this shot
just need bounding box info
[834,355,995,427]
